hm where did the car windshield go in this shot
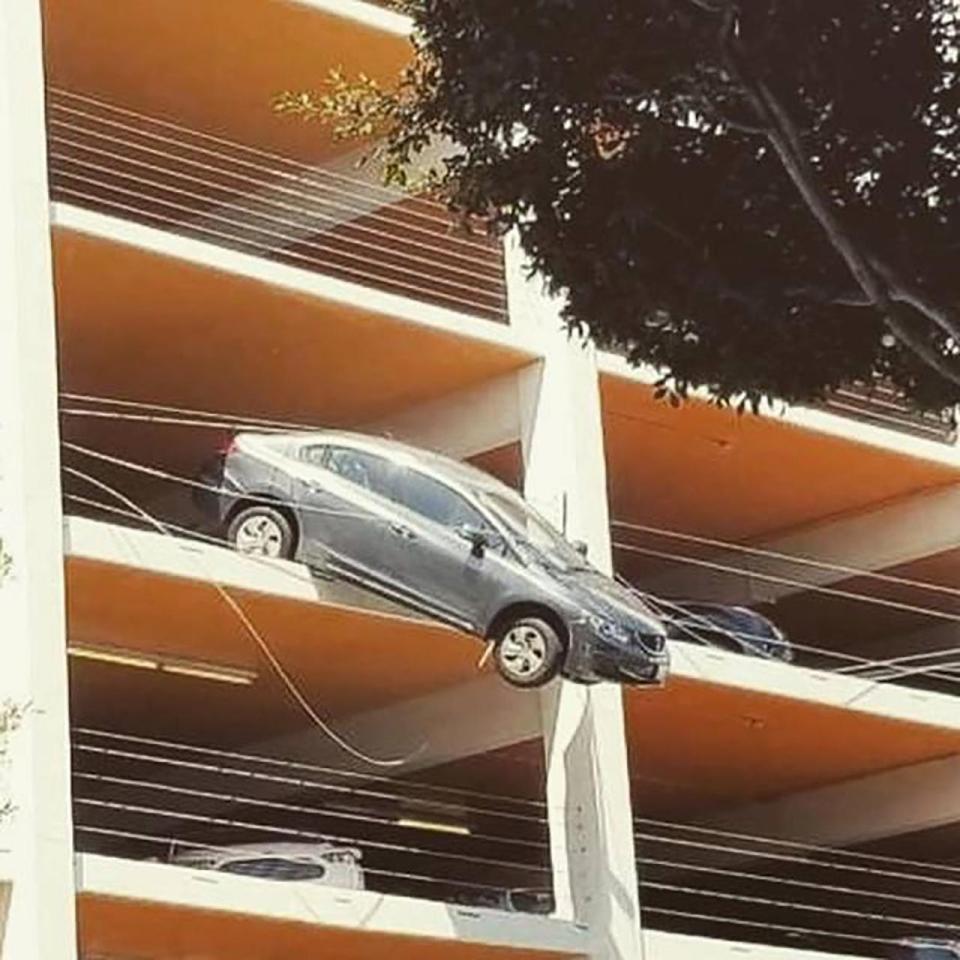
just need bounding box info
[479,490,588,571]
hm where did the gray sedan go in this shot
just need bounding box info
[197,431,668,689]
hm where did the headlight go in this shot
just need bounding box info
[588,615,632,643]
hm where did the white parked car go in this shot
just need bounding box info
[171,842,364,889]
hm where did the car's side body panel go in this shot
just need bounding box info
[200,429,671,686]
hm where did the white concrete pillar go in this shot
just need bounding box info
[0,0,79,957]
[506,235,644,960]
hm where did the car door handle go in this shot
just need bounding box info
[388,521,417,540]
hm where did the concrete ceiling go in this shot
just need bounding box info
[602,374,960,546]
[623,680,960,818]
[53,229,529,432]
[53,228,532,514]
[66,555,960,820]
[42,0,411,164]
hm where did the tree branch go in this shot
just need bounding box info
[871,258,960,341]
[716,9,960,385]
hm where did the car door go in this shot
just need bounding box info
[289,443,395,581]
[381,467,508,631]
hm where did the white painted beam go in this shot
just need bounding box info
[0,880,8,956]
[705,753,960,848]
[507,235,644,960]
[361,368,528,460]
[0,2,78,956]
[51,203,543,359]
[641,481,960,605]
[643,928,869,960]
[65,514,431,622]
[75,854,590,955]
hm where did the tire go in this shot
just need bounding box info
[227,504,295,559]
[493,616,564,688]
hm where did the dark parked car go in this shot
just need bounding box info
[196,430,669,689]
[655,599,793,662]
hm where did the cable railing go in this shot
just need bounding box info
[71,727,553,913]
[45,87,509,323]
[611,518,960,697]
[55,392,960,698]
[71,725,959,953]
[819,379,958,445]
[635,818,960,958]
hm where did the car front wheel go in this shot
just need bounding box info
[493,617,563,688]
[227,505,295,559]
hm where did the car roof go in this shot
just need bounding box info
[246,429,518,497]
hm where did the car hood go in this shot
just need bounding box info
[558,569,665,635]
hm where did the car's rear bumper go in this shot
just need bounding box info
[192,459,241,529]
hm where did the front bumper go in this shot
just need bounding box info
[565,620,670,686]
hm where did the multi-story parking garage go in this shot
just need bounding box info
[3,1,960,959]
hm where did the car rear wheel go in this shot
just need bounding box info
[493,617,563,688]
[227,505,294,559]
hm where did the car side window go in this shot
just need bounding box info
[299,444,328,467]
[325,446,396,499]
[396,469,490,532]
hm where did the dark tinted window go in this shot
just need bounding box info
[325,447,398,499]
[222,858,327,881]
[396,470,488,531]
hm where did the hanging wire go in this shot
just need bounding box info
[63,465,422,768]
[61,436,960,687]
[63,480,960,689]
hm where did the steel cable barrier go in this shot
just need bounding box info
[635,817,960,959]
[71,727,553,913]
[45,88,509,323]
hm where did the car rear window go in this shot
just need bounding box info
[221,857,328,881]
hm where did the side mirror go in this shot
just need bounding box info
[572,540,589,558]
[457,525,490,558]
